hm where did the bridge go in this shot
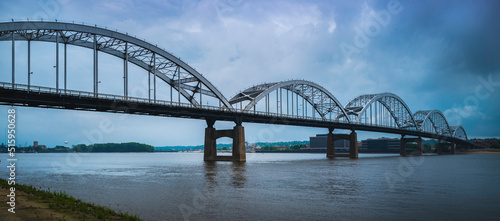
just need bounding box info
[0,21,470,161]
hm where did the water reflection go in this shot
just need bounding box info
[204,161,218,189]
[325,178,360,198]
[231,162,246,188]
[324,159,361,198]
[203,161,247,189]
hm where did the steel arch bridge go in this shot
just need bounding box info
[413,110,452,136]
[0,21,473,161]
[450,126,468,140]
[0,21,233,110]
[228,80,350,122]
[340,93,417,130]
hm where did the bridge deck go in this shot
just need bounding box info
[0,84,469,146]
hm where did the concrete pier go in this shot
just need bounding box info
[326,128,335,158]
[436,142,456,155]
[204,126,217,161]
[327,130,358,159]
[232,125,246,161]
[204,119,246,162]
[400,136,423,156]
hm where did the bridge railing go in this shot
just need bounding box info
[0,82,344,120]
[0,82,235,112]
[0,82,406,125]
[0,82,462,140]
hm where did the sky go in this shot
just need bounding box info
[0,0,499,147]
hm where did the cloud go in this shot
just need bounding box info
[444,105,485,125]
[328,20,336,33]
[1,0,500,146]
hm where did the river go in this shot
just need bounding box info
[1,153,499,220]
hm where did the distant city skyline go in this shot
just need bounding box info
[1,0,499,147]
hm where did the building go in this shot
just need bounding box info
[309,134,350,151]
[361,138,400,151]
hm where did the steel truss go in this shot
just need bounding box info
[229,80,349,122]
[450,126,468,140]
[0,21,470,141]
[340,93,417,130]
[414,110,451,136]
[0,21,233,110]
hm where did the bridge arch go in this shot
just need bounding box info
[340,93,417,129]
[413,110,451,135]
[450,126,468,140]
[0,21,233,110]
[229,80,349,122]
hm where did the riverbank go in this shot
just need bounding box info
[0,178,141,220]
[458,149,500,154]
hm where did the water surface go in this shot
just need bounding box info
[1,153,499,220]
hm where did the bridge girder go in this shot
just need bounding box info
[0,21,234,110]
[229,80,350,122]
[340,93,417,130]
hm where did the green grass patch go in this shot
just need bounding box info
[0,178,142,220]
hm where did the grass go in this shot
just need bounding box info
[0,178,142,220]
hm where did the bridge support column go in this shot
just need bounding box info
[204,119,217,161]
[328,130,357,159]
[400,135,406,156]
[232,125,246,162]
[436,142,456,155]
[418,139,423,155]
[326,128,335,158]
[349,131,358,159]
[400,136,423,156]
[203,119,246,162]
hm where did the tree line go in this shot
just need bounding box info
[73,142,154,152]
[1,142,154,153]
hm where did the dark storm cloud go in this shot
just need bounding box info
[0,0,498,144]
[370,0,500,76]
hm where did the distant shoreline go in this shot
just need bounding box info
[5,149,499,154]
[2,151,156,153]
[457,149,500,154]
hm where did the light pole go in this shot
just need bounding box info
[98,81,101,97]
[150,89,153,103]
[28,72,33,92]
